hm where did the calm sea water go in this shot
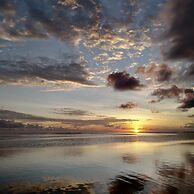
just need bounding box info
[0,133,194,193]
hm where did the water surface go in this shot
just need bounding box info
[0,133,194,193]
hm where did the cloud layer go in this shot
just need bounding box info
[0,0,159,53]
[0,56,93,87]
[0,109,138,132]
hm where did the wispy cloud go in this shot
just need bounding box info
[0,109,138,132]
[0,109,61,122]
[52,108,98,118]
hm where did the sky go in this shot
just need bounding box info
[0,0,193,133]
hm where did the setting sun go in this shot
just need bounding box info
[133,128,140,133]
[131,122,143,133]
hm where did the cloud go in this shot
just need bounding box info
[137,63,194,87]
[0,0,99,44]
[188,63,194,76]
[0,0,15,17]
[0,56,94,87]
[94,51,125,63]
[0,109,60,122]
[151,85,183,101]
[136,63,174,82]
[107,71,143,91]
[0,0,157,54]
[161,0,194,62]
[176,63,194,85]
[80,116,136,131]
[151,85,194,111]
[178,89,194,110]
[119,102,137,109]
[52,108,96,117]
[0,109,138,132]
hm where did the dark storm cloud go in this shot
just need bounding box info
[0,0,15,16]
[53,108,96,117]
[136,63,173,82]
[162,0,194,61]
[0,0,11,10]
[107,71,143,91]
[119,102,137,109]
[0,57,93,86]
[178,89,194,110]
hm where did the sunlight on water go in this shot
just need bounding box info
[0,133,194,193]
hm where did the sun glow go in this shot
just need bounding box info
[133,128,140,133]
[131,122,142,134]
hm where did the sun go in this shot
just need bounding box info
[133,128,140,133]
[131,122,142,134]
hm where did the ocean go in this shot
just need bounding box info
[0,133,194,193]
